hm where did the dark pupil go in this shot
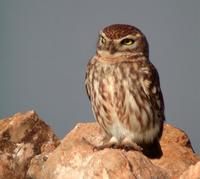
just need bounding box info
[121,39,134,45]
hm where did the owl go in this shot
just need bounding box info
[85,24,165,152]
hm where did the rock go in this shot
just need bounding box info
[0,111,199,179]
[0,111,59,179]
[151,124,200,178]
[179,161,200,179]
[27,122,200,179]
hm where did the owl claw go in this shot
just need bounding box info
[82,136,118,151]
[93,142,118,151]
[82,137,95,147]
[121,138,143,152]
[123,143,143,152]
[83,136,143,152]
[93,141,143,152]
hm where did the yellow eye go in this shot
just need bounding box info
[100,36,106,44]
[121,38,135,46]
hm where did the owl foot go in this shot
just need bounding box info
[82,136,143,152]
[82,136,118,151]
[93,136,119,151]
[121,138,143,152]
[82,137,95,147]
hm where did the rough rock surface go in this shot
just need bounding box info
[0,111,59,179]
[0,111,199,179]
[27,123,199,179]
[151,124,199,178]
[179,161,200,179]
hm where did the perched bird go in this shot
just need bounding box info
[85,24,165,152]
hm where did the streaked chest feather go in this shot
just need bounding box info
[86,59,161,142]
[90,62,151,120]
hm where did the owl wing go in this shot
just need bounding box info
[85,67,91,101]
[85,57,95,101]
[139,62,165,121]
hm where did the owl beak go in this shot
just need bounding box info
[108,43,117,54]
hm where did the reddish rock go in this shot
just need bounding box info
[27,122,199,179]
[0,111,59,179]
[0,111,199,179]
[151,124,200,178]
[179,161,200,179]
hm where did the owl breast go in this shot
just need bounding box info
[86,57,161,144]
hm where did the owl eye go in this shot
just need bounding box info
[100,36,106,44]
[121,38,135,46]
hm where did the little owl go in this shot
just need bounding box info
[85,24,165,152]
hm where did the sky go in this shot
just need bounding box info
[0,0,199,154]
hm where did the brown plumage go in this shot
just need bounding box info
[85,24,165,152]
[103,24,140,39]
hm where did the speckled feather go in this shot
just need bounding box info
[103,24,142,39]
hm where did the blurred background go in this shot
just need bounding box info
[0,0,199,154]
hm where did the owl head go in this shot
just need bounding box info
[96,24,149,59]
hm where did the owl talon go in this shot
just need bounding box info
[124,143,143,152]
[93,142,117,151]
[82,137,96,148]
[121,138,143,152]
[92,136,118,150]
